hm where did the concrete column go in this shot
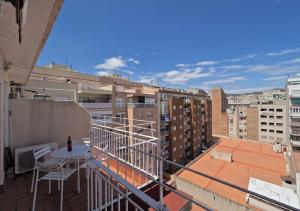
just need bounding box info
[0,69,10,185]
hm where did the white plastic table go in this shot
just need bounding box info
[52,144,90,193]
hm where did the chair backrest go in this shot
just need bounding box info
[33,145,51,161]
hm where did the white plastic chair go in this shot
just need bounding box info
[32,145,76,211]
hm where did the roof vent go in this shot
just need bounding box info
[211,151,232,162]
[272,142,282,153]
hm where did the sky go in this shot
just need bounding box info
[37,0,300,94]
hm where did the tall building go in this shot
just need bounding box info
[288,75,300,148]
[210,87,228,136]
[159,88,212,171]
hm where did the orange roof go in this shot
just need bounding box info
[177,137,287,207]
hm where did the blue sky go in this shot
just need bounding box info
[37,0,300,94]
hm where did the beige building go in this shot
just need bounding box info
[256,102,287,144]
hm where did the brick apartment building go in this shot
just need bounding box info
[210,87,228,136]
[159,88,212,171]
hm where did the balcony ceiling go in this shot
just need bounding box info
[0,0,64,84]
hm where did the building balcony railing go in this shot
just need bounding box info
[291,121,300,127]
[115,102,125,108]
[127,103,156,108]
[290,112,300,118]
[291,140,300,147]
[79,102,112,109]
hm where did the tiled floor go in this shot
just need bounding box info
[0,171,88,211]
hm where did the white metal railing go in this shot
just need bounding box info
[87,116,298,211]
[87,158,165,211]
[127,103,156,108]
[92,123,159,179]
[79,102,112,109]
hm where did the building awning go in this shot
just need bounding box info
[0,0,64,84]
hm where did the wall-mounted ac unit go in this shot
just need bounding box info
[15,142,58,174]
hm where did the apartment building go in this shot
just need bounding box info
[256,102,287,144]
[210,87,228,136]
[288,75,300,148]
[159,88,212,171]
[227,105,248,139]
[12,64,213,170]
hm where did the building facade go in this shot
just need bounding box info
[210,87,228,136]
[288,75,300,148]
[12,64,213,170]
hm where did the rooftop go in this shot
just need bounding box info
[176,137,288,208]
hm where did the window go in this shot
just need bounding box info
[173,137,176,141]
[276,130,283,134]
[276,109,283,112]
[269,109,274,112]
[173,116,176,121]
[269,116,274,119]
[269,122,274,126]
[261,122,267,125]
[173,126,176,131]
[276,123,283,127]
[276,116,283,119]
[147,112,153,118]
[261,129,267,132]
[173,105,176,110]
[261,115,267,118]
[137,113,143,119]
[269,129,274,133]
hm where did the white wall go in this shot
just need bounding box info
[9,99,92,151]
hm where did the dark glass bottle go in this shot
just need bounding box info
[67,136,72,152]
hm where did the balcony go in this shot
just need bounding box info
[291,121,300,127]
[127,103,156,108]
[290,107,300,118]
[291,140,300,147]
[116,102,125,108]
[79,102,112,109]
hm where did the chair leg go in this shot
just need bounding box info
[49,180,51,194]
[60,180,64,211]
[31,168,36,193]
[32,170,39,211]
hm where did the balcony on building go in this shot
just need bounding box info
[127,96,156,108]
[290,107,300,118]
[78,95,112,110]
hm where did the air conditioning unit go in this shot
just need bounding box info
[15,142,58,174]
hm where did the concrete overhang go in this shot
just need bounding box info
[0,0,64,84]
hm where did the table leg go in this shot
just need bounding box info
[77,156,80,193]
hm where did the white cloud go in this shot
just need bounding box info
[266,48,300,56]
[203,76,247,85]
[176,63,191,68]
[197,60,219,66]
[139,67,213,85]
[94,56,127,70]
[97,71,111,76]
[283,57,300,64]
[138,76,156,84]
[225,86,277,94]
[262,76,288,81]
[163,68,212,84]
[246,63,300,75]
[128,58,140,64]
[225,54,256,62]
